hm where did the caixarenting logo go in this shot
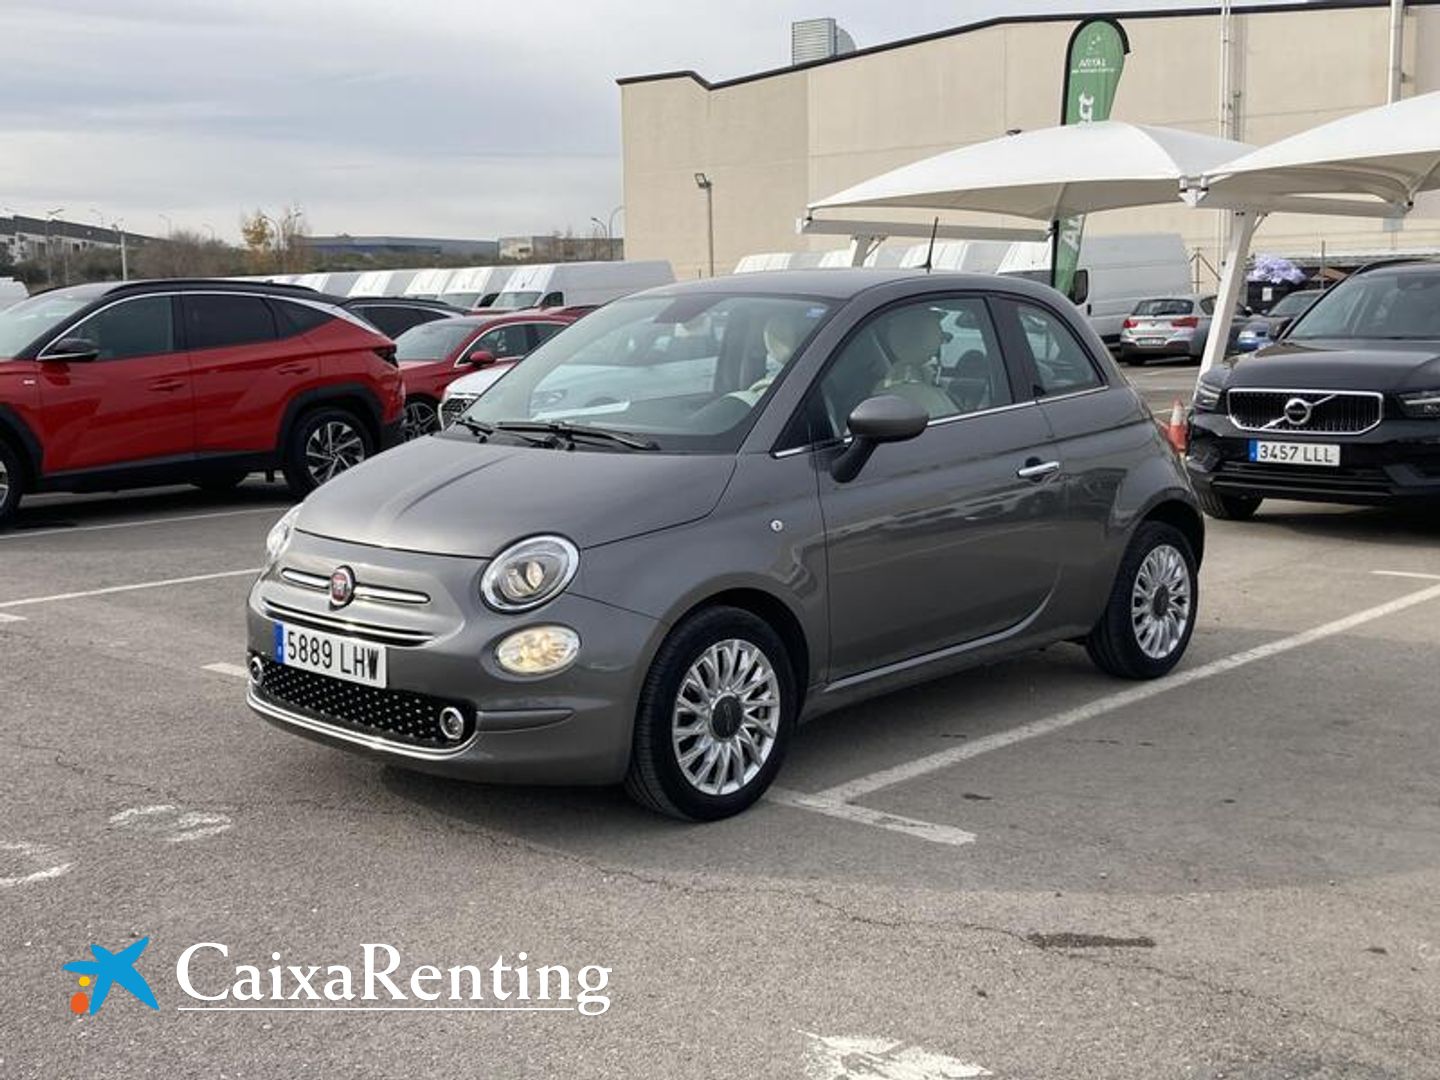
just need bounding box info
[65,939,612,1016]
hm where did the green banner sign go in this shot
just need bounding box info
[1053,18,1129,298]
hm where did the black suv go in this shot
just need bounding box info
[341,296,464,339]
[1187,260,1440,518]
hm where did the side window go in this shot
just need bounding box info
[1008,301,1103,396]
[274,300,332,337]
[475,324,532,358]
[531,322,564,345]
[540,291,564,308]
[1199,296,1216,316]
[64,296,175,360]
[359,305,432,338]
[813,296,1010,440]
[183,295,278,350]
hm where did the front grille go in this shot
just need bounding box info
[1213,459,1392,496]
[251,655,471,750]
[1227,389,1382,435]
[262,599,434,646]
[440,395,477,429]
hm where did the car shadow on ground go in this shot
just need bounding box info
[1241,502,1440,545]
[13,479,294,530]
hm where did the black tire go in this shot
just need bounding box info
[1196,487,1261,521]
[282,406,374,497]
[1086,521,1198,680]
[402,397,441,441]
[0,439,24,529]
[625,606,796,821]
[192,469,249,494]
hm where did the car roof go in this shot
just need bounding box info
[345,296,461,310]
[37,278,354,306]
[639,267,1066,303]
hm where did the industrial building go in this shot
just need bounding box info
[620,1,1440,281]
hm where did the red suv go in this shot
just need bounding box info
[393,311,579,437]
[0,279,404,526]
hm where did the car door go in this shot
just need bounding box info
[34,294,193,473]
[993,296,1131,575]
[184,293,316,453]
[470,322,536,363]
[810,293,1066,679]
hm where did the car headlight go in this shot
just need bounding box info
[265,505,302,567]
[1398,390,1440,419]
[496,626,581,675]
[480,535,579,612]
[1192,380,1224,412]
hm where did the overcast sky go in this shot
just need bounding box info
[0,0,1286,243]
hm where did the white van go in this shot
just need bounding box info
[0,278,28,310]
[348,269,419,297]
[439,266,513,310]
[997,233,1191,345]
[491,260,674,310]
[403,268,457,300]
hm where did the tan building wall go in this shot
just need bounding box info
[621,2,1440,283]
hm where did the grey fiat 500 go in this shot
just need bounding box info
[247,270,1203,820]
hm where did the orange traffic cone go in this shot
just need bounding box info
[1164,398,1188,454]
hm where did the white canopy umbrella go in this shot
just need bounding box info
[1200,90,1440,215]
[1191,91,1440,374]
[809,121,1254,223]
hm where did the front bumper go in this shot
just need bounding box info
[1187,411,1440,505]
[245,532,661,785]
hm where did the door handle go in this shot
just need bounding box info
[149,379,187,392]
[277,363,308,375]
[1016,459,1061,480]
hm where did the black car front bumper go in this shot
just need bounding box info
[1187,411,1440,505]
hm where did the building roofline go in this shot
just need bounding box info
[617,0,1435,91]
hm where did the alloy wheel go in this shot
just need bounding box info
[1130,543,1192,660]
[671,639,781,796]
[304,420,367,486]
[0,456,9,508]
[402,401,439,441]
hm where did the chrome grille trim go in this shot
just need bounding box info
[262,599,435,646]
[440,395,478,428]
[1227,388,1383,435]
[279,568,430,606]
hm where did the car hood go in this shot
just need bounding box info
[1218,340,1440,391]
[294,434,736,558]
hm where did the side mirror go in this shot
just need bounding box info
[1273,316,1294,336]
[831,394,929,483]
[1068,269,1090,307]
[463,349,496,368]
[42,338,100,363]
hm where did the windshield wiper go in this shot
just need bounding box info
[494,420,659,451]
[453,416,555,447]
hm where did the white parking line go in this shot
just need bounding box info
[1373,570,1440,582]
[810,580,1440,807]
[769,789,977,847]
[0,568,260,610]
[203,662,250,679]
[0,506,282,541]
[0,613,27,623]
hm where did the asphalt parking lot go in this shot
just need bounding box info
[3,364,1438,1080]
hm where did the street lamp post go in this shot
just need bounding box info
[45,207,64,286]
[113,219,128,281]
[589,216,609,261]
[608,205,624,259]
[693,174,714,277]
[159,212,173,236]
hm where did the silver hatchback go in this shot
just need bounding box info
[247,270,1203,820]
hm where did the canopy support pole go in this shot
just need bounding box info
[846,234,882,267]
[1199,209,1260,377]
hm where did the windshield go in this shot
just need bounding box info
[441,292,481,308]
[1134,299,1193,317]
[394,318,479,361]
[459,292,834,452]
[493,290,541,309]
[0,291,91,356]
[1268,289,1321,318]
[1288,270,1440,341]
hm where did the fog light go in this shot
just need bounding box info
[495,626,580,676]
[437,707,467,742]
[248,656,265,684]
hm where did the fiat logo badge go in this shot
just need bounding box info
[329,565,356,608]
